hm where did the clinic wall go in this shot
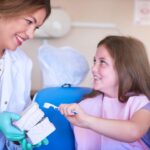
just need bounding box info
[21,0,150,91]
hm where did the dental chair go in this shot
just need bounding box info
[34,86,92,150]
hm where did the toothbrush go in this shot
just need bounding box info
[44,103,58,110]
[43,102,77,115]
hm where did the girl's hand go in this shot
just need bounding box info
[59,103,90,128]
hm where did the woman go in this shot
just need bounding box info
[60,36,150,150]
[0,0,51,149]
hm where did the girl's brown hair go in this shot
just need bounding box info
[86,36,150,102]
[0,0,51,20]
[87,35,150,102]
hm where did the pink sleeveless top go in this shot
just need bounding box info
[73,95,150,150]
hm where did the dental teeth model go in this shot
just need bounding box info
[27,117,55,145]
[14,102,56,145]
[14,102,44,131]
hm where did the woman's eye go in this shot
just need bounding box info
[25,19,33,25]
[35,26,39,30]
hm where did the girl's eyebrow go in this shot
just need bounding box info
[99,57,105,60]
[93,57,105,61]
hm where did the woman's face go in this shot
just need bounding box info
[92,45,119,98]
[0,8,46,51]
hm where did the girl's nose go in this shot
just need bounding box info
[92,64,98,74]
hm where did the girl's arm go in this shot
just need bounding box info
[59,103,150,142]
[86,109,150,142]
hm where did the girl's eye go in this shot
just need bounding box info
[100,60,106,64]
[98,59,108,67]
[93,58,96,64]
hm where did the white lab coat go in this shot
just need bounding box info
[0,48,32,150]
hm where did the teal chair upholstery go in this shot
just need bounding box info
[34,86,92,150]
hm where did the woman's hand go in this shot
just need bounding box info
[0,112,25,141]
[20,138,49,150]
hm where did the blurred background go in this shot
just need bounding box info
[20,0,150,92]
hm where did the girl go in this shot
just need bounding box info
[0,0,51,149]
[142,103,150,148]
[60,36,150,150]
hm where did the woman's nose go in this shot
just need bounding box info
[26,27,35,39]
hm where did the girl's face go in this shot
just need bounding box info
[0,8,46,52]
[92,45,119,98]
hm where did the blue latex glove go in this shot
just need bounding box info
[20,138,49,150]
[0,112,25,141]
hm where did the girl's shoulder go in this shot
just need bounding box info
[128,94,149,103]
[142,103,150,111]
[127,95,149,115]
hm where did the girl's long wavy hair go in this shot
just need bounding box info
[86,35,150,103]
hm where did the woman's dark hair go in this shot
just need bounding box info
[0,0,51,20]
